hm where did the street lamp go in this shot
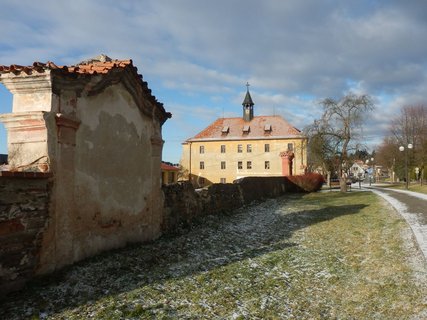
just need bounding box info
[399,143,413,189]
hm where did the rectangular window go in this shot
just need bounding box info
[265,144,270,152]
[200,161,204,170]
[221,145,226,153]
[287,143,293,151]
[238,161,243,169]
[200,145,205,154]
[247,144,252,153]
[221,161,226,169]
[168,172,175,184]
[237,144,242,153]
[220,178,226,184]
[247,161,252,169]
[265,161,270,170]
[200,177,205,185]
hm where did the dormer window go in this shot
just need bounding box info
[221,126,229,134]
[243,125,250,133]
[264,124,272,132]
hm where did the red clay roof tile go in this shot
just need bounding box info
[187,115,304,142]
[0,57,171,123]
[161,163,179,171]
[0,59,134,76]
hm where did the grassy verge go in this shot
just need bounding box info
[385,183,427,195]
[1,192,427,319]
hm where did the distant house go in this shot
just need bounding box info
[349,160,366,180]
[161,162,179,185]
[181,86,307,187]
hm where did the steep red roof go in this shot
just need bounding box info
[161,163,179,171]
[186,115,305,142]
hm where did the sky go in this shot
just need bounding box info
[1,0,427,163]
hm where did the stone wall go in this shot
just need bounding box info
[162,182,244,233]
[162,176,302,234]
[0,173,51,297]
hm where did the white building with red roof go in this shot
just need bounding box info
[181,86,307,186]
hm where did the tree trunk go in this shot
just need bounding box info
[340,173,348,192]
[339,162,347,192]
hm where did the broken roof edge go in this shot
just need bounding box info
[0,57,171,125]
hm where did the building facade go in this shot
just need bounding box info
[181,88,307,186]
[161,162,179,185]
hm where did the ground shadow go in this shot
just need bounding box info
[0,196,367,318]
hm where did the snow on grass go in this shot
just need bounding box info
[1,192,427,319]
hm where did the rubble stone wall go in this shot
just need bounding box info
[162,176,298,234]
[0,174,51,297]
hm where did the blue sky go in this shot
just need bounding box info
[1,0,427,163]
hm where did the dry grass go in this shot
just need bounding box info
[386,182,427,194]
[1,191,427,319]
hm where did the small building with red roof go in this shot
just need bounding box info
[161,161,180,185]
[181,85,307,187]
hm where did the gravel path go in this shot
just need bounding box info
[366,185,427,262]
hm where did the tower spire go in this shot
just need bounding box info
[242,82,254,121]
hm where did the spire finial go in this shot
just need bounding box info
[246,81,250,91]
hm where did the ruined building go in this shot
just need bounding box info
[0,55,171,290]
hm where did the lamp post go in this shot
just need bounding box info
[399,143,413,189]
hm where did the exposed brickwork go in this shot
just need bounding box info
[0,175,50,298]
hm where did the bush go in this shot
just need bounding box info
[287,173,325,192]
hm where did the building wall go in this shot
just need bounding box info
[181,138,307,186]
[38,83,164,272]
[162,170,178,185]
[0,71,166,274]
[0,71,54,169]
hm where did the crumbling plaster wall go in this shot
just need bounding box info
[38,82,164,272]
[1,69,165,274]
[71,83,163,262]
[0,72,54,169]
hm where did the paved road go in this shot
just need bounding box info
[365,185,427,261]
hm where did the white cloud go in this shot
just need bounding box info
[1,0,427,160]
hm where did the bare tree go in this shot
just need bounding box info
[375,136,401,182]
[305,93,374,192]
[388,105,427,183]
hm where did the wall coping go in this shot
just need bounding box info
[0,171,52,178]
